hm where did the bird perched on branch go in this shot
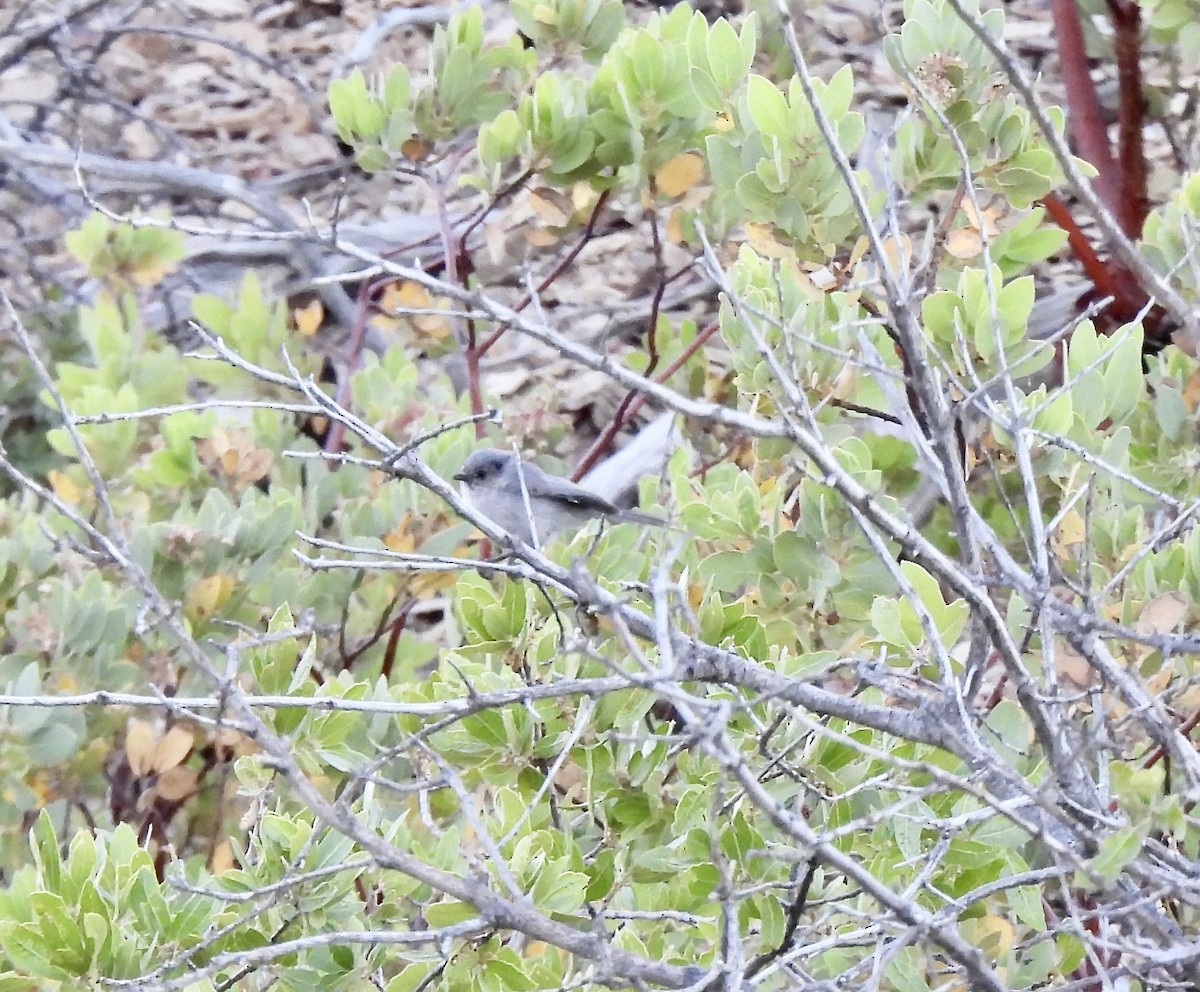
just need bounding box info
[454,448,665,547]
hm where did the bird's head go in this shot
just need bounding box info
[453,448,513,488]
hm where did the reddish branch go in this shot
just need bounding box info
[476,188,613,359]
[1050,0,1120,207]
[1040,194,1122,302]
[1044,0,1167,343]
[573,318,721,480]
[1110,0,1149,237]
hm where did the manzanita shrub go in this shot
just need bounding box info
[3,0,1200,989]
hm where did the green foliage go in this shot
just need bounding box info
[330,8,535,170]
[884,0,1078,206]
[64,213,186,291]
[1142,170,1200,303]
[1144,0,1200,69]
[707,65,863,248]
[988,206,1069,278]
[0,813,218,983]
[510,0,625,60]
[922,265,1054,385]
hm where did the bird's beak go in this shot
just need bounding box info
[452,470,468,482]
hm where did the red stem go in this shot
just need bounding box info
[477,189,612,358]
[1050,0,1121,209]
[1110,0,1149,236]
[573,196,666,480]
[1040,193,1121,302]
[325,276,383,456]
[572,319,721,480]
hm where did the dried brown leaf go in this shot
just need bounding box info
[1135,592,1188,636]
[156,765,199,803]
[126,719,158,778]
[155,725,196,773]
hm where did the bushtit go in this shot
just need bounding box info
[453,448,664,547]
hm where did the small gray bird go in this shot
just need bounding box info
[453,448,664,547]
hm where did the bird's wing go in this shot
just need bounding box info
[614,508,667,527]
[524,465,619,514]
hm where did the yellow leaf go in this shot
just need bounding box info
[654,152,704,197]
[1135,592,1188,636]
[186,574,235,621]
[25,773,54,806]
[483,221,509,265]
[828,362,860,401]
[48,470,85,504]
[129,260,178,288]
[806,265,838,291]
[1183,368,1200,412]
[524,225,560,247]
[215,726,257,759]
[411,570,459,597]
[553,761,586,801]
[401,138,431,161]
[393,280,433,310]
[945,227,983,259]
[571,182,597,213]
[945,202,1000,260]
[156,765,198,802]
[782,256,823,299]
[962,199,1001,236]
[154,725,196,773]
[880,233,913,269]
[665,208,685,245]
[743,222,793,259]
[1145,658,1175,695]
[1054,638,1095,688]
[528,187,574,227]
[383,517,416,553]
[210,840,236,874]
[413,297,453,337]
[293,299,324,337]
[237,448,273,484]
[1051,509,1086,554]
[126,719,158,778]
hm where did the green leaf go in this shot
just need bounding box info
[886,946,927,992]
[1086,823,1146,885]
[531,864,587,913]
[383,64,411,109]
[29,811,62,894]
[357,146,392,172]
[698,551,760,593]
[1103,324,1145,421]
[745,75,790,139]
[870,596,919,649]
[1065,319,1100,379]
[1009,884,1047,930]
[706,17,748,92]
[1032,388,1073,436]
[387,962,441,992]
[424,900,480,927]
[922,290,960,343]
[1109,760,1165,807]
